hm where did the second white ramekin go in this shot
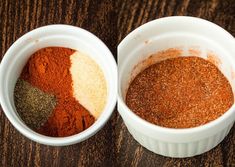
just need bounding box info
[118,16,235,158]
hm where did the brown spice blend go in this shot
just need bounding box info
[126,56,234,128]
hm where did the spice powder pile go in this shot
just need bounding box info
[126,56,234,128]
[16,47,97,137]
[14,79,56,130]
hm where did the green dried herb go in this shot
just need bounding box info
[14,79,57,130]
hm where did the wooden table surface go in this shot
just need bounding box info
[0,0,235,166]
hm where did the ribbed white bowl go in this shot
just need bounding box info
[118,16,235,157]
[120,102,234,157]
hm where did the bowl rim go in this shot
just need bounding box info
[118,16,235,135]
[0,24,117,146]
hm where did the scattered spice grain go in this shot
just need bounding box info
[126,56,234,128]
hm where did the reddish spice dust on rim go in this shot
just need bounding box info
[126,56,234,128]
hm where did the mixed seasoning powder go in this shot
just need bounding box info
[126,56,234,128]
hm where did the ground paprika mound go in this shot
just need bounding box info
[21,47,95,137]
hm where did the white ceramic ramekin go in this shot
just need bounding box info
[118,16,235,158]
[0,25,117,146]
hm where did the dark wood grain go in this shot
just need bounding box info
[0,0,235,166]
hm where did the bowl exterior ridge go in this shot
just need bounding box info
[124,118,234,158]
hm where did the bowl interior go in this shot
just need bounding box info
[0,25,117,145]
[119,17,235,104]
